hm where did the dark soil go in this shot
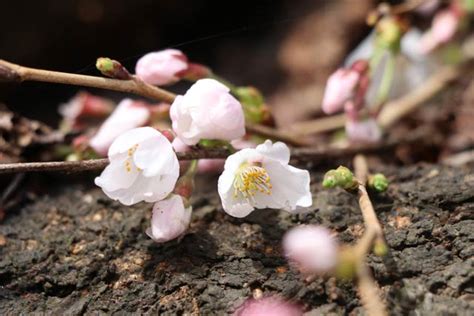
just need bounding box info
[0,163,473,315]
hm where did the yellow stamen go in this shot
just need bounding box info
[233,163,272,199]
[124,144,141,172]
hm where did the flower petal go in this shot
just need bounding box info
[263,160,312,212]
[256,140,290,164]
[108,126,158,157]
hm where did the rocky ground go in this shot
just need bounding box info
[0,163,472,315]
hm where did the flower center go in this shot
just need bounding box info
[124,144,141,172]
[233,162,272,199]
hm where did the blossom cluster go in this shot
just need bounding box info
[63,49,313,243]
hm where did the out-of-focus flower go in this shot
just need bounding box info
[170,79,245,145]
[283,225,338,274]
[95,127,179,205]
[234,296,302,316]
[415,0,440,16]
[322,60,369,114]
[420,9,460,54]
[218,140,311,218]
[345,117,382,143]
[89,99,150,156]
[146,194,192,243]
[59,92,113,121]
[135,49,188,86]
[322,68,360,114]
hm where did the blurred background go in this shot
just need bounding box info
[0,0,379,126]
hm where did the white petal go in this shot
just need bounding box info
[256,140,290,164]
[94,154,139,192]
[263,160,312,212]
[133,132,179,177]
[108,126,159,157]
[102,173,177,206]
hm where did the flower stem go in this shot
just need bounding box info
[374,53,396,113]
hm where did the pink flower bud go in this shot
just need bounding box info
[322,68,360,114]
[146,194,192,243]
[89,99,150,156]
[345,118,382,143]
[420,9,460,54]
[234,296,302,316]
[135,49,188,86]
[283,225,338,273]
[59,92,113,120]
[170,79,246,145]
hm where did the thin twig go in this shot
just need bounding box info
[0,59,176,103]
[0,126,432,175]
[0,59,305,147]
[378,65,460,128]
[352,154,387,316]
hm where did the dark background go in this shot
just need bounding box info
[0,0,316,124]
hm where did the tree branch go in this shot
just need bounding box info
[0,126,431,175]
[0,59,305,147]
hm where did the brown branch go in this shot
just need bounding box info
[378,65,460,128]
[0,59,304,146]
[0,148,231,174]
[0,126,431,175]
[352,154,387,316]
[0,59,176,103]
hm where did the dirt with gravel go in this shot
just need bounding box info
[0,163,473,315]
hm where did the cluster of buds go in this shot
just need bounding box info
[322,165,388,193]
[322,166,359,191]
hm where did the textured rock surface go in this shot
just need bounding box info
[0,164,473,315]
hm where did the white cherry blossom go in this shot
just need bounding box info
[95,127,179,206]
[218,140,312,218]
[170,79,245,145]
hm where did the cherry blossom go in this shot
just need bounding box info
[170,79,245,146]
[146,194,192,243]
[218,140,311,218]
[420,9,460,54]
[135,49,188,86]
[95,127,179,205]
[283,225,338,273]
[89,99,150,156]
[345,117,382,143]
[234,296,302,316]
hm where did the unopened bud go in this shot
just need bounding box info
[179,63,212,81]
[174,174,195,200]
[375,16,405,53]
[159,129,175,143]
[96,57,131,80]
[235,86,267,124]
[322,166,358,191]
[368,173,389,192]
